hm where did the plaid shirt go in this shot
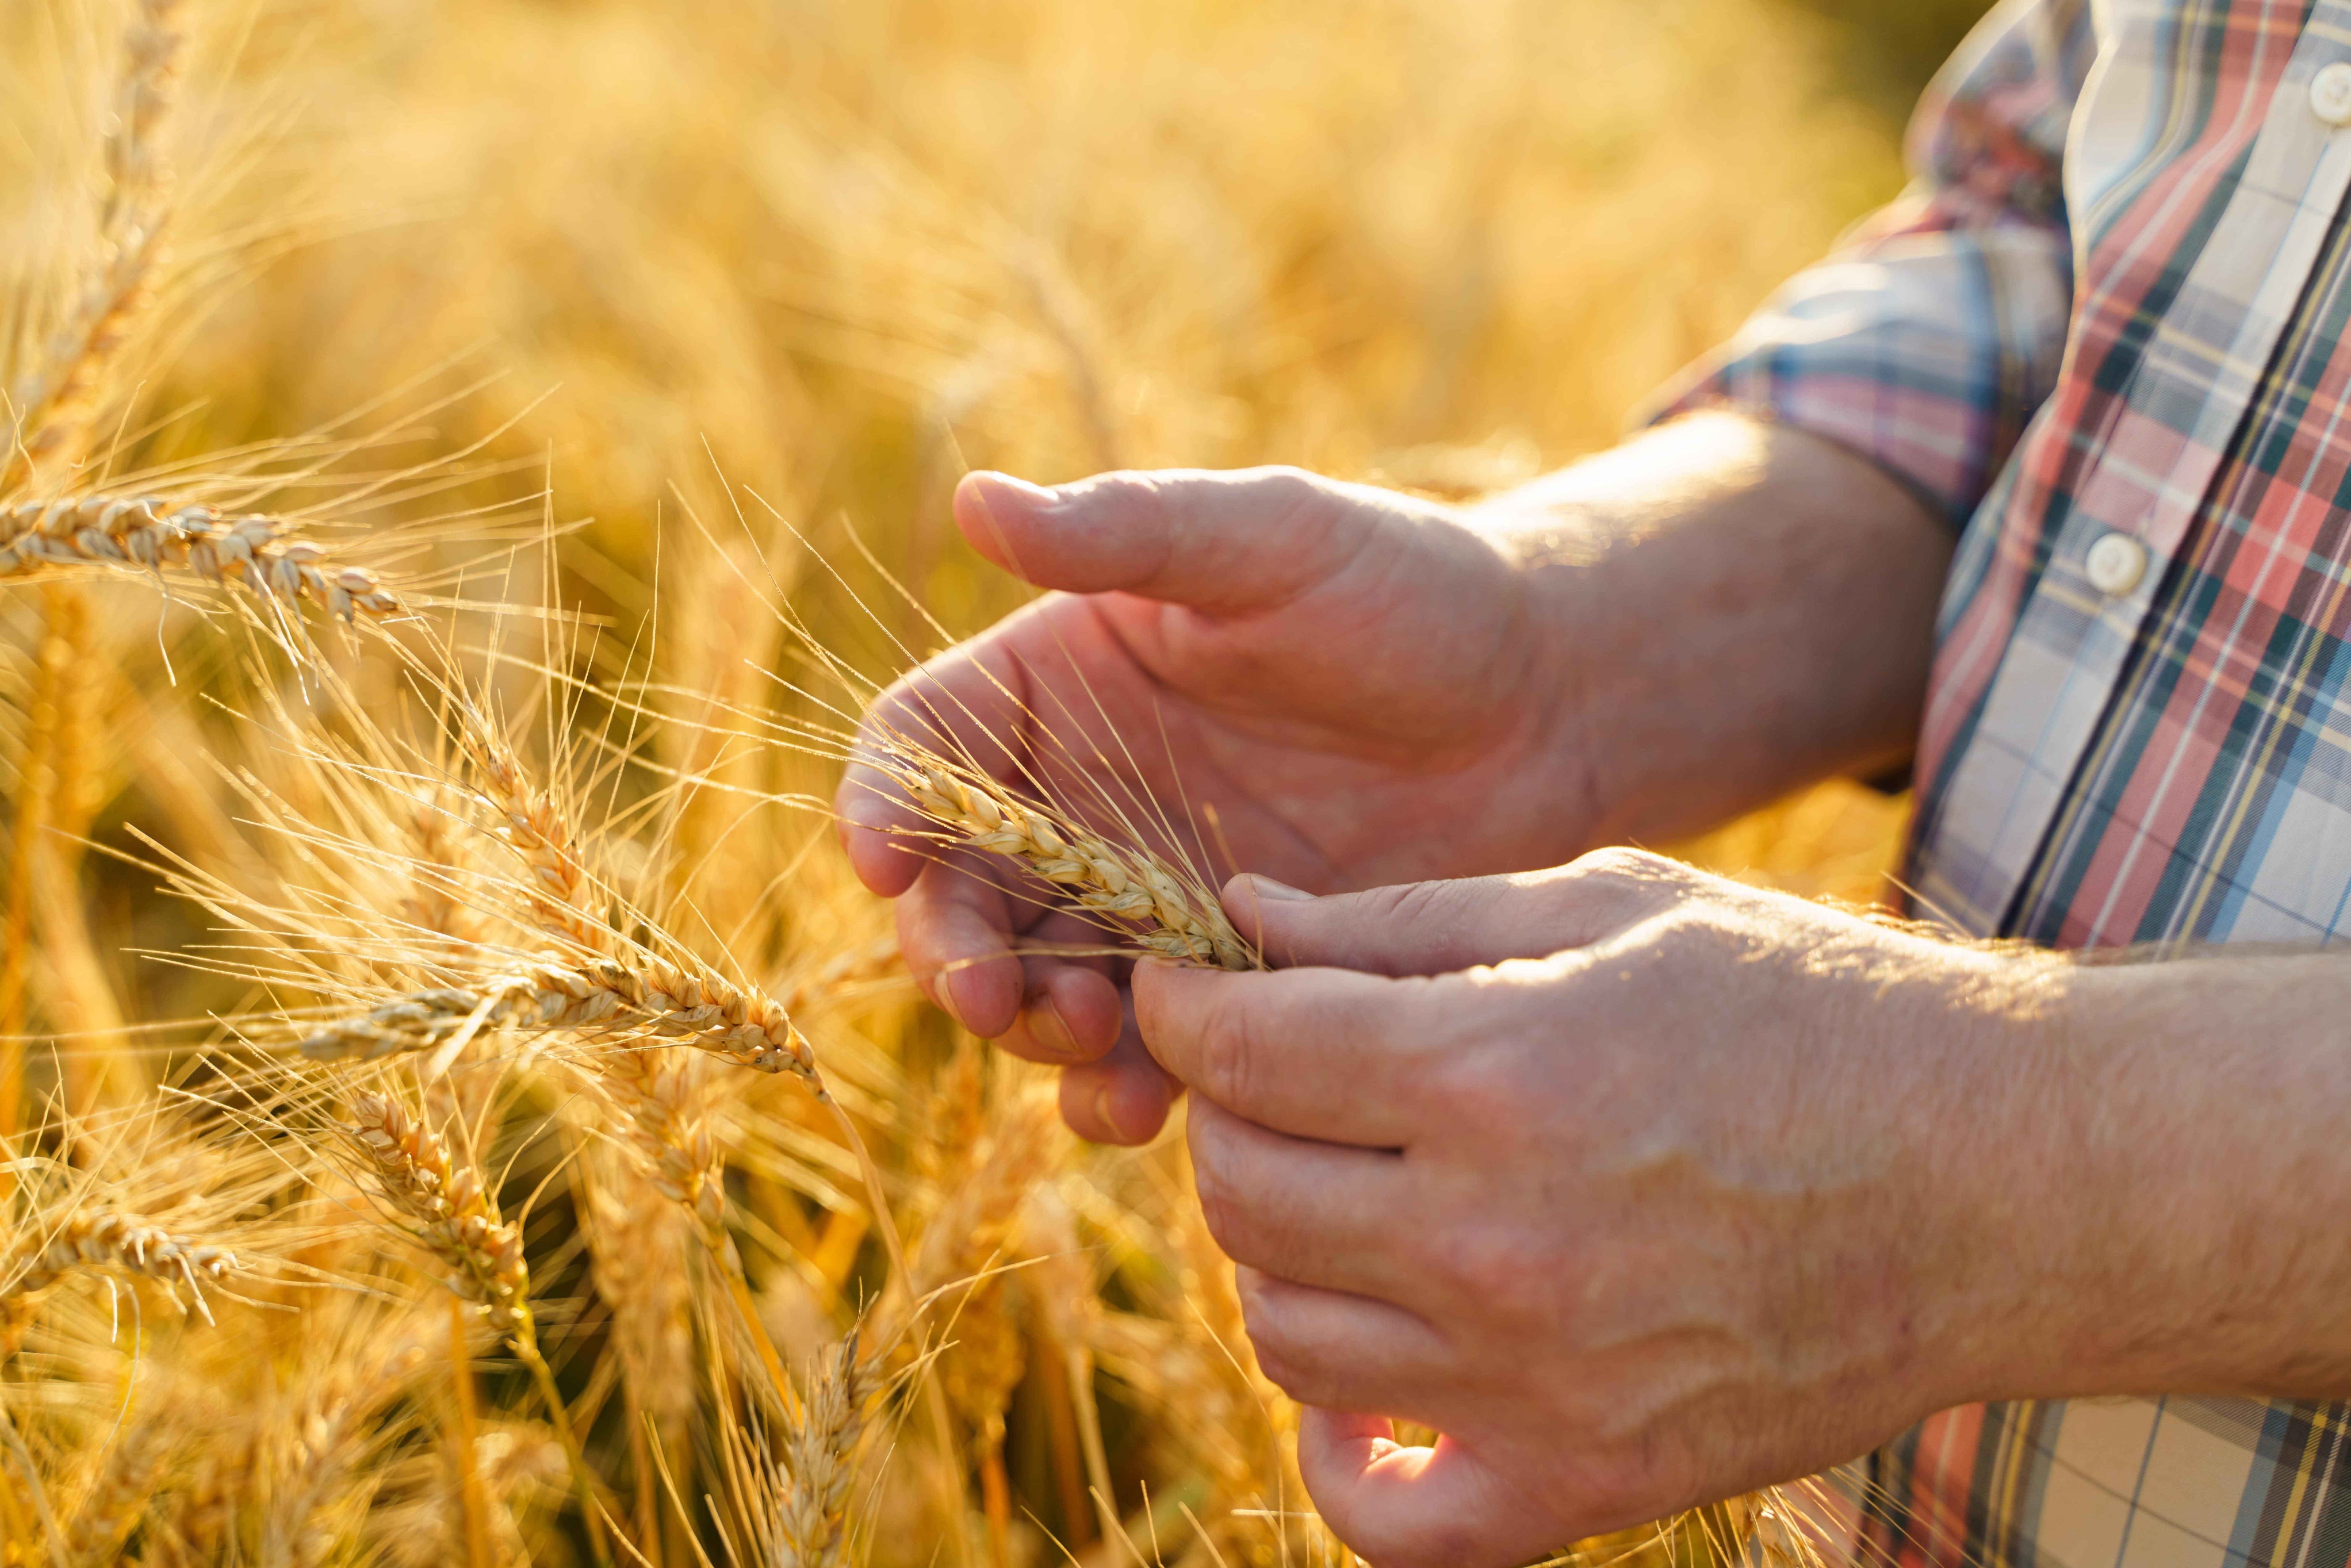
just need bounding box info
[1652,1,2351,1566]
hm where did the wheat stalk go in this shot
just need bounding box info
[341,1089,614,1567]
[298,957,819,1080]
[0,497,403,619]
[889,759,1251,969]
[4,0,188,492]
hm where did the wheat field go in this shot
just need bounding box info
[0,1,1979,1562]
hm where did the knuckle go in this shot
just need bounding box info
[1194,986,1262,1110]
[1249,464,1324,504]
[1425,1045,1517,1130]
[1427,1222,1545,1322]
[1186,1130,1252,1253]
[1235,1279,1323,1402]
[1361,877,1460,933]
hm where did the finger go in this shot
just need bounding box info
[995,956,1123,1066]
[1189,1100,1414,1300]
[1057,1007,1178,1146]
[1224,847,1696,977]
[1233,1267,1454,1419]
[1298,1412,1569,1568]
[955,466,1387,614]
[893,852,1030,1037]
[1133,960,1433,1147]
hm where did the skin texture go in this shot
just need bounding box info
[1135,863,2351,1567]
[839,413,1951,1141]
[838,414,2351,1565]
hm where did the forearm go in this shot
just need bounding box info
[1469,412,1952,848]
[1967,952,2351,1404]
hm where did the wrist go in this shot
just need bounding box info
[1923,950,2351,1405]
[1466,414,1953,849]
[1848,940,2088,1413]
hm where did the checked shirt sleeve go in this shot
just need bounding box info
[1643,0,2092,525]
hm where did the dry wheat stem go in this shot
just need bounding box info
[892,761,1250,969]
[298,956,820,1079]
[0,497,403,619]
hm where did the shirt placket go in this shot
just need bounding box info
[1915,3,2351,936]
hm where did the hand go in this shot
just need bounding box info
[838,419,1953,1145]
[1135,851,2079,1568]
[837,466,1591,1143]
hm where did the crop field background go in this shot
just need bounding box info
[0,0,1990,1562]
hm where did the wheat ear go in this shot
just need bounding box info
[298,957,819,1080]
[597,1047,725,1241]
[259,1327,435,1568]
[343,1090,615,1568]
[892,761,1251,969]
[65,1413,173,1565]
[454,714,600,948]
[778,1331,871,1568]
[4,1211,236,1317]
[346,1091,529,1332]
[0,497,403,619]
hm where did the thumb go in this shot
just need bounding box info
[953,466,1379,613]
[1223,850,1690,977]
[1298,1410,1570,1568]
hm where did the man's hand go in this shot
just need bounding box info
[838,419,1954,1144]
[1135,852,2062,1565]
[839,464,1592,1142]
[1136,853,2351,1568]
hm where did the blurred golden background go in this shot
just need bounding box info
[0,1,1997,1560]
[118,0,1997,923]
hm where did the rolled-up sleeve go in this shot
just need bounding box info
[1641,0,2094,525]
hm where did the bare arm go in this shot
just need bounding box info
[1472,411,1952,848]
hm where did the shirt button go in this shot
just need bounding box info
[2313,62,2351,126]
[2085,531,2149,597]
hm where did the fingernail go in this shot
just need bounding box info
[1090,1091,1128,1142]
[1027,994,1083,1061]
[1243,873,1314,903]
[1092,1084,1140,1144]
[915,967,952,1020]
[975,471,1057,503]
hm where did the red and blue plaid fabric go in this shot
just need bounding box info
[1652,1,2351,1565]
